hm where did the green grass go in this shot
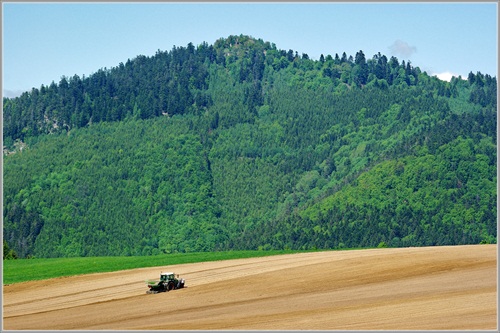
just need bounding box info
[3,250,308,285]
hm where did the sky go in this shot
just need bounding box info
[2,2,498,98]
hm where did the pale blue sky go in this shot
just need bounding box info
[2,2,498,98]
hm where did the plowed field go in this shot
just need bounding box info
[3,245,497,330]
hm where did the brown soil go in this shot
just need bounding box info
[3,244,497,330]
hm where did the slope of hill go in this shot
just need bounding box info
[2,35,497,258]
[3,245,497,330]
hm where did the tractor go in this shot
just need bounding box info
[146,272,185,294]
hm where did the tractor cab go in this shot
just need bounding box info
[160,272,175,282]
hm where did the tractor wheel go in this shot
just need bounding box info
[167,282,175,291]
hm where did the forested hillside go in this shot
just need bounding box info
[3,35,497,258]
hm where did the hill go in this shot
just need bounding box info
[2,35,497,258]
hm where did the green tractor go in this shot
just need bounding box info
[146,272,185,294]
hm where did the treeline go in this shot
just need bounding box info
[6,34,482,144]
[3,35,497,258]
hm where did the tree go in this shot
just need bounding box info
[340,52,347,63]
[375,53,388,80]
[3,241,18,259]
[352,50,369,86]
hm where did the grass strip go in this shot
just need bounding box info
[3,250,307,285]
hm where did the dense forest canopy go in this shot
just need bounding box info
[3,35,497,258]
